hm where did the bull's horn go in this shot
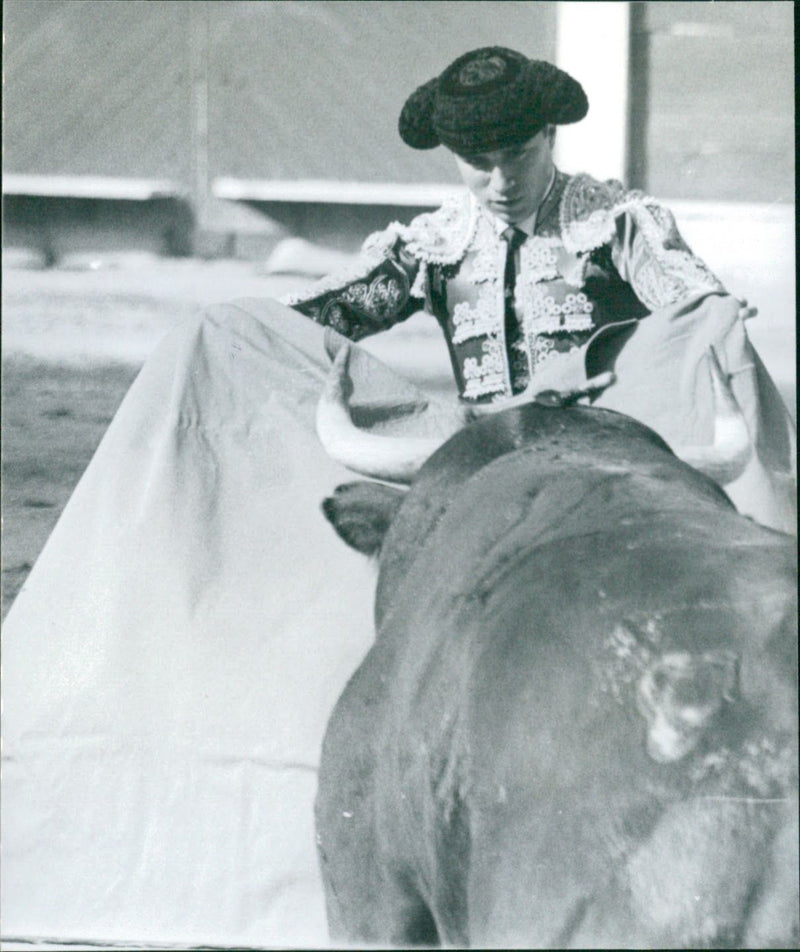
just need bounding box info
[672,346,753,485]
[316,344,446,483]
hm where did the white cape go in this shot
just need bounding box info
[1,299,460,949]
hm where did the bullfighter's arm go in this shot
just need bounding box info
[605,195,796,529]
[607,197,729,312]
[280,228,425,341]
[607,196,793,445]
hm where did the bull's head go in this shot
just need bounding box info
[316,343,753,487]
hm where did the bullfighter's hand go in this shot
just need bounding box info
[532,371,617,408]
[466,372,616,419]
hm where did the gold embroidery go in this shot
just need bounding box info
[531,335,558,370]
[519,237,559,282]
[337,271,409,323]
[452,284,503,344]
[398,192,477,265]
[622,201,726,309]
[467,215,505,284]
[462,336,506,399]
[320,302,352,336]
[360,226,402,259]
[410,262,428,300]
[518,282,594,336]
[559,174,624,253]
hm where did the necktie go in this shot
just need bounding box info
[501,226,527,394]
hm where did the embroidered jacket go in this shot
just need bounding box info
[282,170,726,404]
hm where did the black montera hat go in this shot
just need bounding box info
[399,46,588,154]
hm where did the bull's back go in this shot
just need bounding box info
[375,404,732,621]
[373,439,796,945]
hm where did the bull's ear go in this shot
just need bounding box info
[321,481,406,556]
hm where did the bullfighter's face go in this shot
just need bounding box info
[452,125,556,225]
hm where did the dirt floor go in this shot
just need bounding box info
[2,358,138,614]
[0,260,279,615]
[1,252,795,619]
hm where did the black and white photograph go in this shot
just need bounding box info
[2,1,796,949]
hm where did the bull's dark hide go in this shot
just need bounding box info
[316,405,798,949]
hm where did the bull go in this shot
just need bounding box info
[313,346,797,949]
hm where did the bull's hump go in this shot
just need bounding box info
[376,405,700,614]
[374,427,792,672]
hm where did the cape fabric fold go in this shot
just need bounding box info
[2,299,458,948]
[591,293,796,534]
